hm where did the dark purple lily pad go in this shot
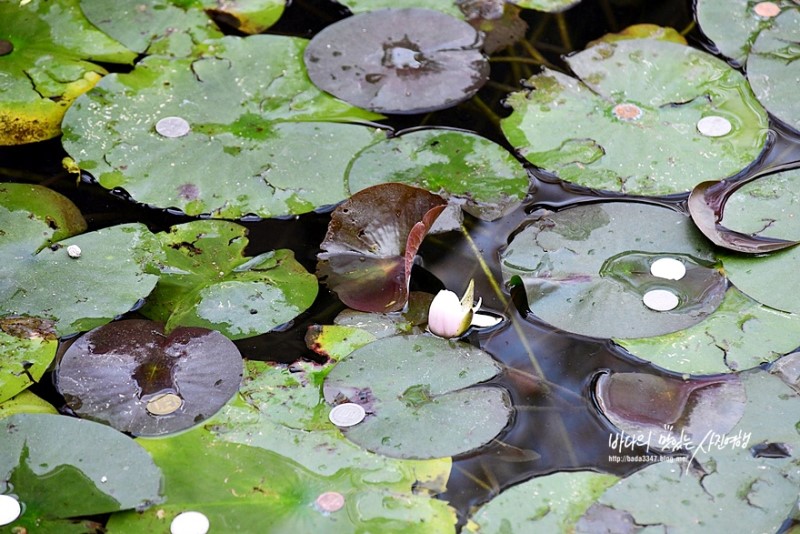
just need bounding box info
[303,8,489,114]
[56,319,243,436]
[594,370,746,452]
[317,183,446,313]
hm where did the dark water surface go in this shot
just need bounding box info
[3,0,800,528]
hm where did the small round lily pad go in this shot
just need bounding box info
[56,319,243,436]
[323,334,512,459]
[303,8,489,114]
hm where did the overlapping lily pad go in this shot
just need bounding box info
[56,320,243,436]
[0,0,136,145]
[62,34,385,218]
[317,184,446,313]
[303,8,489,114]
[323,334,512,459]
[501,39,769,196]
[0,413,162,530]
[345,129,530,221]
[338,0,464,18]
[501,202,725,339]
[0,390,58,419]
[142,220,317,340]
[0,317,57,404]
[0,183,87,243]
[511,0,581,13]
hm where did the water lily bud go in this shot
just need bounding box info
[427,280,477,338]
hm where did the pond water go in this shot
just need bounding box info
[2,0,800,531]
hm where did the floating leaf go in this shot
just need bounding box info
[0,317,57,404]
[0,390,58,419]
[0,183,86,244]
[62,35,385,218]
[317,184,446,313]
[501,39,769,195]
[0,221,163,337]
[306,324,379,361]
[510,0,581,13]
[594,370,746,452]
[323,334,512,459]
[107,422,456,533]
[331,292,434,339]
[591,367,800,531]
[142,220,317,340]
[345,128,530,221]
[465,471,619,533]
[303,8,489,114]
[500,203,725,339]
[617,287,800,374]
[204,0,286,34]
[0,0,135,145]
[337,0,465,18]
[55,320,243,436]
[0,413,162,527]
[695,0,796,66]
[588,23,687,47]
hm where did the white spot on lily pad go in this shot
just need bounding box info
[696,115,732,137]
[170,511,210,534]
[643,289,679,311]
[753,2,781,18]
[650,257,686,280]
[315,491,345,513]
[156,116,191,138]
[329,402,366,427]
[67,244,82,258]
[0,494,21,526]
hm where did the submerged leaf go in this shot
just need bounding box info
[317,184,446,313]
[143,220,317,340]
[56,320,243,436]
[303,8,489,114]
[323,334,512,459]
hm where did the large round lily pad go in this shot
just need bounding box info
[62,34,385,219]
[143,220,318,340]
[0,0,135,145]
[501,39,769,196]
[0,413,162,525]
[501,203,725,339]
[303,8,489,114]
[323,334,512,459]
[345,128,530,221]
[56,320,243,436]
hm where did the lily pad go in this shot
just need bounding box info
[0,0,135,145]
[317,184,446,313]
[203,0,286,34]
[62,34,385,218]
[616,287,800,374]
[330,292,434,340]
[695,0,797,66]
[142,220,317,340]
[108,423,457,533]
[345,128,530,221]
[303,8,489,114]
[465,471,619,533]
[55,320,243,436]
[500,203,725,339]
[338,0,464,18]
[501,39,769,196]
[594,370,746,452]
[323,334,512,459]
[0,183,87,244]
[0,220,163,337]
[511,0,581,13]
[590,367,800,531]
[747,9,800,133]
[0,413,162,525]
[0,317,57,404]
[0,390,58,419]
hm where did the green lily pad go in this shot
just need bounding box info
[591,367,800,531]
[142,220,317,340]
[0,217,162,337]
[62,34,385,218]
[330,292,434,340]
[0,317,57,404]
[306,324,379,361]
[337,0,464,18]
[747,9,800,133]
[588,23,687,47]
[501,203,725,339]
[617,287,800,374]
[511,0,581,13]
[107,423,456,533]
[0,0,135,145]
[720,246,800,314]
[0,183,87,244]
[696,0,797,65]
[323,334,512,459]
[203,0,286,34]
[501,39,769,196]
[465,471,619,533]
[0,413,162,526]
[0,390,58,419]
[345,129,530,221]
